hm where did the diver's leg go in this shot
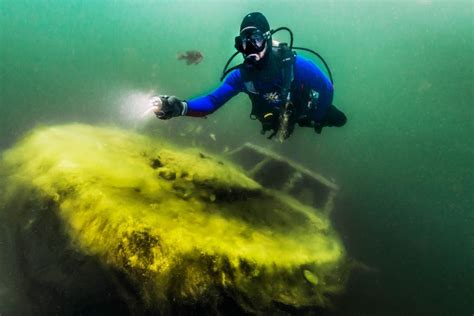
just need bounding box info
[314,105,347,134]
[323,105,347,127]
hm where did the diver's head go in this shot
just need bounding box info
[235,12,272,66]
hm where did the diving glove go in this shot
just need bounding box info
[150,95,187,120]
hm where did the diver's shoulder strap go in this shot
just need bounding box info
[278,42,295,102]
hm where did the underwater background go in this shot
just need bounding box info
[0,0,472,315]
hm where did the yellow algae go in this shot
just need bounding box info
[0,124,348,312]
[304,269,320,285]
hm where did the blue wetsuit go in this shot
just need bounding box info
[185,55,334,123]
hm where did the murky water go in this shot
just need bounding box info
[1,1,472,315]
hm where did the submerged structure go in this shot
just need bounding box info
[0,124,348,314]
[226,143,339,213]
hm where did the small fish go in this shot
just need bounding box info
[209,133,216,141]
[177,50,204,65]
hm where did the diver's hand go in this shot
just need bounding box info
[151,95,187,120]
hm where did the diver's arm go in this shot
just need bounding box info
[186,70,244,117]
[296,56,334,122]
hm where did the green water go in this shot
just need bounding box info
[1,0,472,315]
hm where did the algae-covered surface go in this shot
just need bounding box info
[0,124,348,313]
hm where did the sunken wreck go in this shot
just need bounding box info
[0,124,348,315]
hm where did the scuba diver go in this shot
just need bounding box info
[151,12,347,141]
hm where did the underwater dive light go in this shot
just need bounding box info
[116,89,159,125]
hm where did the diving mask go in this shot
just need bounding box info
[235,29,270,55]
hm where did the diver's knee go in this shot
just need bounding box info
[335,112,347,127]
[324,105,346,127]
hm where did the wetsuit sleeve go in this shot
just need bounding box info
[295,56,334,122]
[185,70,244,117]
